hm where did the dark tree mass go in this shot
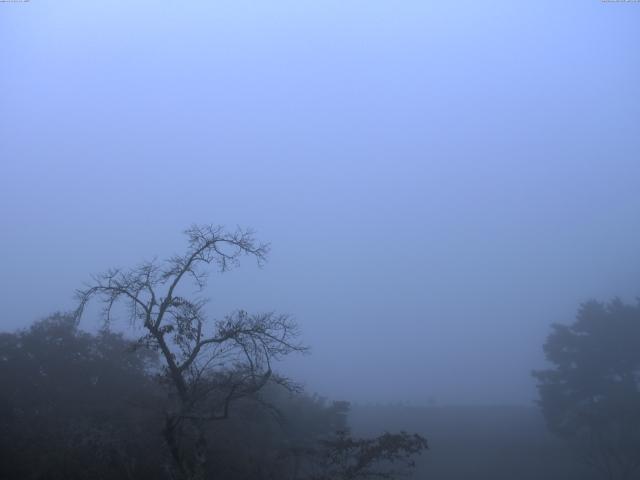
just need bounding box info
[0,313,166,479]
[533,299,640,480]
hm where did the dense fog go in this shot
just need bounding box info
[1,2,640,479]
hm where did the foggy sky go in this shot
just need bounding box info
[1,0,639,405]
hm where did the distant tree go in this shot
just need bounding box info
[533,299,640,480]
[75,225,307,480]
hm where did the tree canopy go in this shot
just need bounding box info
[0,313,166,480]
[533,299,640,480]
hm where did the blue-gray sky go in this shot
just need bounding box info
[1,0,639,405]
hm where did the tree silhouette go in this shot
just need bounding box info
[533,299,640,480]
[75,224,307,480]
[0,313,165,479]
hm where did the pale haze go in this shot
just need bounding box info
[1,0,639,406]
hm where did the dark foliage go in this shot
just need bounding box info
[0,313,167,480]
[533,299,640,480]
[0,315,426,480]
[311,430,428,480]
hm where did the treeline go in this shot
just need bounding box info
[0,313,425,480]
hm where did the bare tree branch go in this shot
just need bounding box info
[74,224,303,480]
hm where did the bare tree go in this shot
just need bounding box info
[75,224,307,480]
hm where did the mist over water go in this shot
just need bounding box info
[2,0,639,409]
